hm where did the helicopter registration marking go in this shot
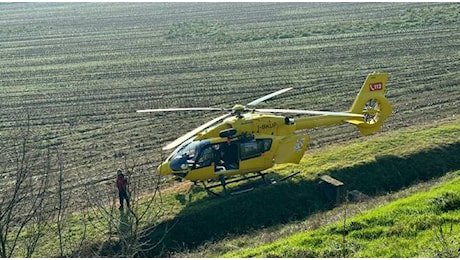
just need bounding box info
[294,138,304,152]
[258,122,277,131]
[369,82,383,91]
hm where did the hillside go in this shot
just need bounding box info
[224,169,460,257]
[224,171,460,257]
[0,2,459,257]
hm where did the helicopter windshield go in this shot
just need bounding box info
[175,141,201,159]
[169,140,210,171]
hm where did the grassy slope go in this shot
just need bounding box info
[172,119,459,258]
[225,172,460,258]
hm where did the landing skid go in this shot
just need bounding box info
[200,171,300,197]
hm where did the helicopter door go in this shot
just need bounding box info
[213,142,239,173]
[183,144,216,181]
[239,138,274,173]
[274,134,310,164]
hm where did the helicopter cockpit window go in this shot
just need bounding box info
[194,145,213,168]
[169,140,211,172]
[171,140,209,162]
[240,138,272,160]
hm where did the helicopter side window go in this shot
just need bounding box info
[240,141,258,160]
[262,139,272,151]
[240,139,272,161]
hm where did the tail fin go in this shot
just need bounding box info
[346,72,393,136]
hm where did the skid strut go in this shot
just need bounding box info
[199,171,300,197]
[201,172,266,197]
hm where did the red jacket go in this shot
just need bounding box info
[117,176,128,192]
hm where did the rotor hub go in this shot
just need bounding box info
[232,104,245,117]
[232,104,245,112]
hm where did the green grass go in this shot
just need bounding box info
[225,172,460,257]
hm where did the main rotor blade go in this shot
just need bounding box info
[162,113,232,150]
[137,107,225,113]
[255,108,364,118]
[246,87,293,107]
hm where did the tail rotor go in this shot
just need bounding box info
[347,72,392,135]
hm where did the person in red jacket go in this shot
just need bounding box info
[116,169,130,210]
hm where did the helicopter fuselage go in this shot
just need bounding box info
[158,112,311,181]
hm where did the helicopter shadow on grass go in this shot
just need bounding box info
[138,173,333,257]
[118,142,460,257]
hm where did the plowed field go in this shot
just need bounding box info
[1,2,459,199]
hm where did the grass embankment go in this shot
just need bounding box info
[226,172,460,257]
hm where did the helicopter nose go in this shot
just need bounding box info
[157,161,173,175]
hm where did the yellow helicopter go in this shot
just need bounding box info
[138,72,392,194]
